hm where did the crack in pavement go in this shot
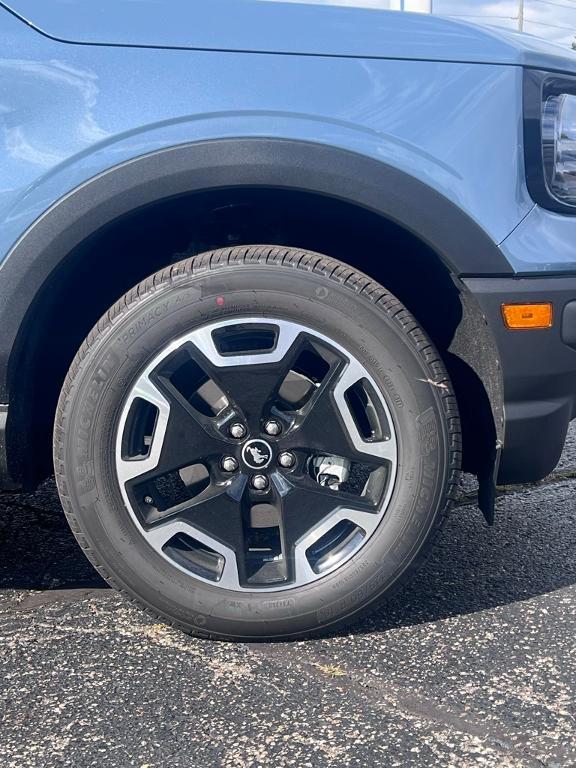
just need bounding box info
[249,642,559,768]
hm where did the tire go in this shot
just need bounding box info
[54,246,461,640]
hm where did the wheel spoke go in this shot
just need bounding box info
[280,474,377,554]
[151,385,224,476]
[292,504,385,585]
[115,317,399,593]
[188,333,304,430]
[116,376,170,484]
[179,477,247,554]
[333,358,398,462]
[144,519,241,590]
[119,376,224,488]
[144,475,247,587]
[289,356,397,465]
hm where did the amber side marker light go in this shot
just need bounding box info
[501,303,553,330]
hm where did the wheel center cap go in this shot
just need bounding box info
[242,439,273,470]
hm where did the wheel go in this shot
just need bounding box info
[54,246,460,640]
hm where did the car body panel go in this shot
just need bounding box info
[2,0,576,74]
[500,206,576,273]
[0,7,531,270]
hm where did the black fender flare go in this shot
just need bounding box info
[0,137,513,399]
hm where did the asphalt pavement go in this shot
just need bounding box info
[1,425,575,767]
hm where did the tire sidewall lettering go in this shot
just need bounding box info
[60,260,455,638]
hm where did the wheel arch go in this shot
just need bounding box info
[0,138,504,490]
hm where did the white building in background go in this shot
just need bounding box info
[426,0,576,48]
[398,0,575,48]
[281,0,576,48]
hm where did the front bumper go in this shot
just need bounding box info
[465,275,576,484]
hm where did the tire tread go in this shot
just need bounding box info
[54,245,461,641]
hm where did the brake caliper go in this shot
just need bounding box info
[310,456,351,490]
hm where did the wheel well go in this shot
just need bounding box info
[8,187,497,488]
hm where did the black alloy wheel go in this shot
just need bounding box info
[54,246,460,640]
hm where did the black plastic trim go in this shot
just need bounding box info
[465,275,576,484]
[524,69,576,215]
[562,300,576,350]
[0,138,513,405]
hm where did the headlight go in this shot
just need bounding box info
[524,71,576,214]
[543,93,576,205]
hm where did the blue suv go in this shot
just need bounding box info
[1,1,576,640]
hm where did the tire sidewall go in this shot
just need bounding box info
[59,264,451,639]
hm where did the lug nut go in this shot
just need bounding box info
[263,419,282,436]
[221,456,238,473]
[251,474,269,491]
[229,422,247,439]
[278,451,296,469]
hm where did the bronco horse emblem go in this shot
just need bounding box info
[246,446,268,465]
[242,439,273,469]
